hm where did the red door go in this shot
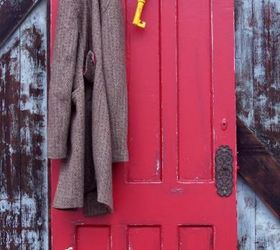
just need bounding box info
[51,0,237,249]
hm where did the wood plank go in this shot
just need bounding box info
[0,0,48,248]
[0,0,39,47]
[250,0,280,158]
[235,1,257,248]
[255,197,280,250]
[19,1,48,249]
[237,178,256,250]
[235,0,254,127]
[0,29,22,250]
[235,0,280,249]
[237,118,280,218]
[250,1,280,249]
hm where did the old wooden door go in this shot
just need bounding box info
[51,0,237,249]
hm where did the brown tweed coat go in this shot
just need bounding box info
[48,0,128,216]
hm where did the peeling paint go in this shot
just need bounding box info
[0,0,39,46]
[155,159,160,176]
[65,247,74,250]
[236,0,280,249]
[170,187,183,194]
[0,1,48,249]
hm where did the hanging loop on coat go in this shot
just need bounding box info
[132,0,146,28]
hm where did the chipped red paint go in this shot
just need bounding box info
[0,33,22,249]
[0,1,48,249]
[23,25,46,68]
[236,0,280,158]
[236,0,280,249]
[0,0,39,47]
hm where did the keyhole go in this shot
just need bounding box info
[221,118,228,131]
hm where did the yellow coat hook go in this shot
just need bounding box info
[132,0,146,28]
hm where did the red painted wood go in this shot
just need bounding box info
[51,0,237,249]
[128,226,161,250]
[76,226,111,250]
[178,0,212,181]
[178,226,213,250]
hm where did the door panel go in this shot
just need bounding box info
[179,226,213,250]
[76,226,111,250]
[126,0,161,183]
[51,0,237,249]
[178,0,212,181]
[128,226,161,250]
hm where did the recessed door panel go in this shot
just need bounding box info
[126,0,162,183]
[178,0,212,181]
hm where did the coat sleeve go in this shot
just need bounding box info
[47,0,79,159]
[101,0,129,162]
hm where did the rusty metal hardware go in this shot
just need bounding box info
[215,145,233,197]
[132,0,146,28]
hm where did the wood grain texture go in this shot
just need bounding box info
[0,0,39,47]
[237,118,280,217]
[235,0,280,249]
[0,29,22,250]
[0,1,48,249]
[237,178,256,250]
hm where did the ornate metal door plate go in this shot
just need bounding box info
[215,145,234,197]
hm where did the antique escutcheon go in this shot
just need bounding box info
[215,145,234,197]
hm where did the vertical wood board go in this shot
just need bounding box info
[235,0,280,249]
[0,0,39,47]
[0,1,48,249]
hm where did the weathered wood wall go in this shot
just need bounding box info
[0,0,48,249]
[0,0,39,47]
[235,0,280,249]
